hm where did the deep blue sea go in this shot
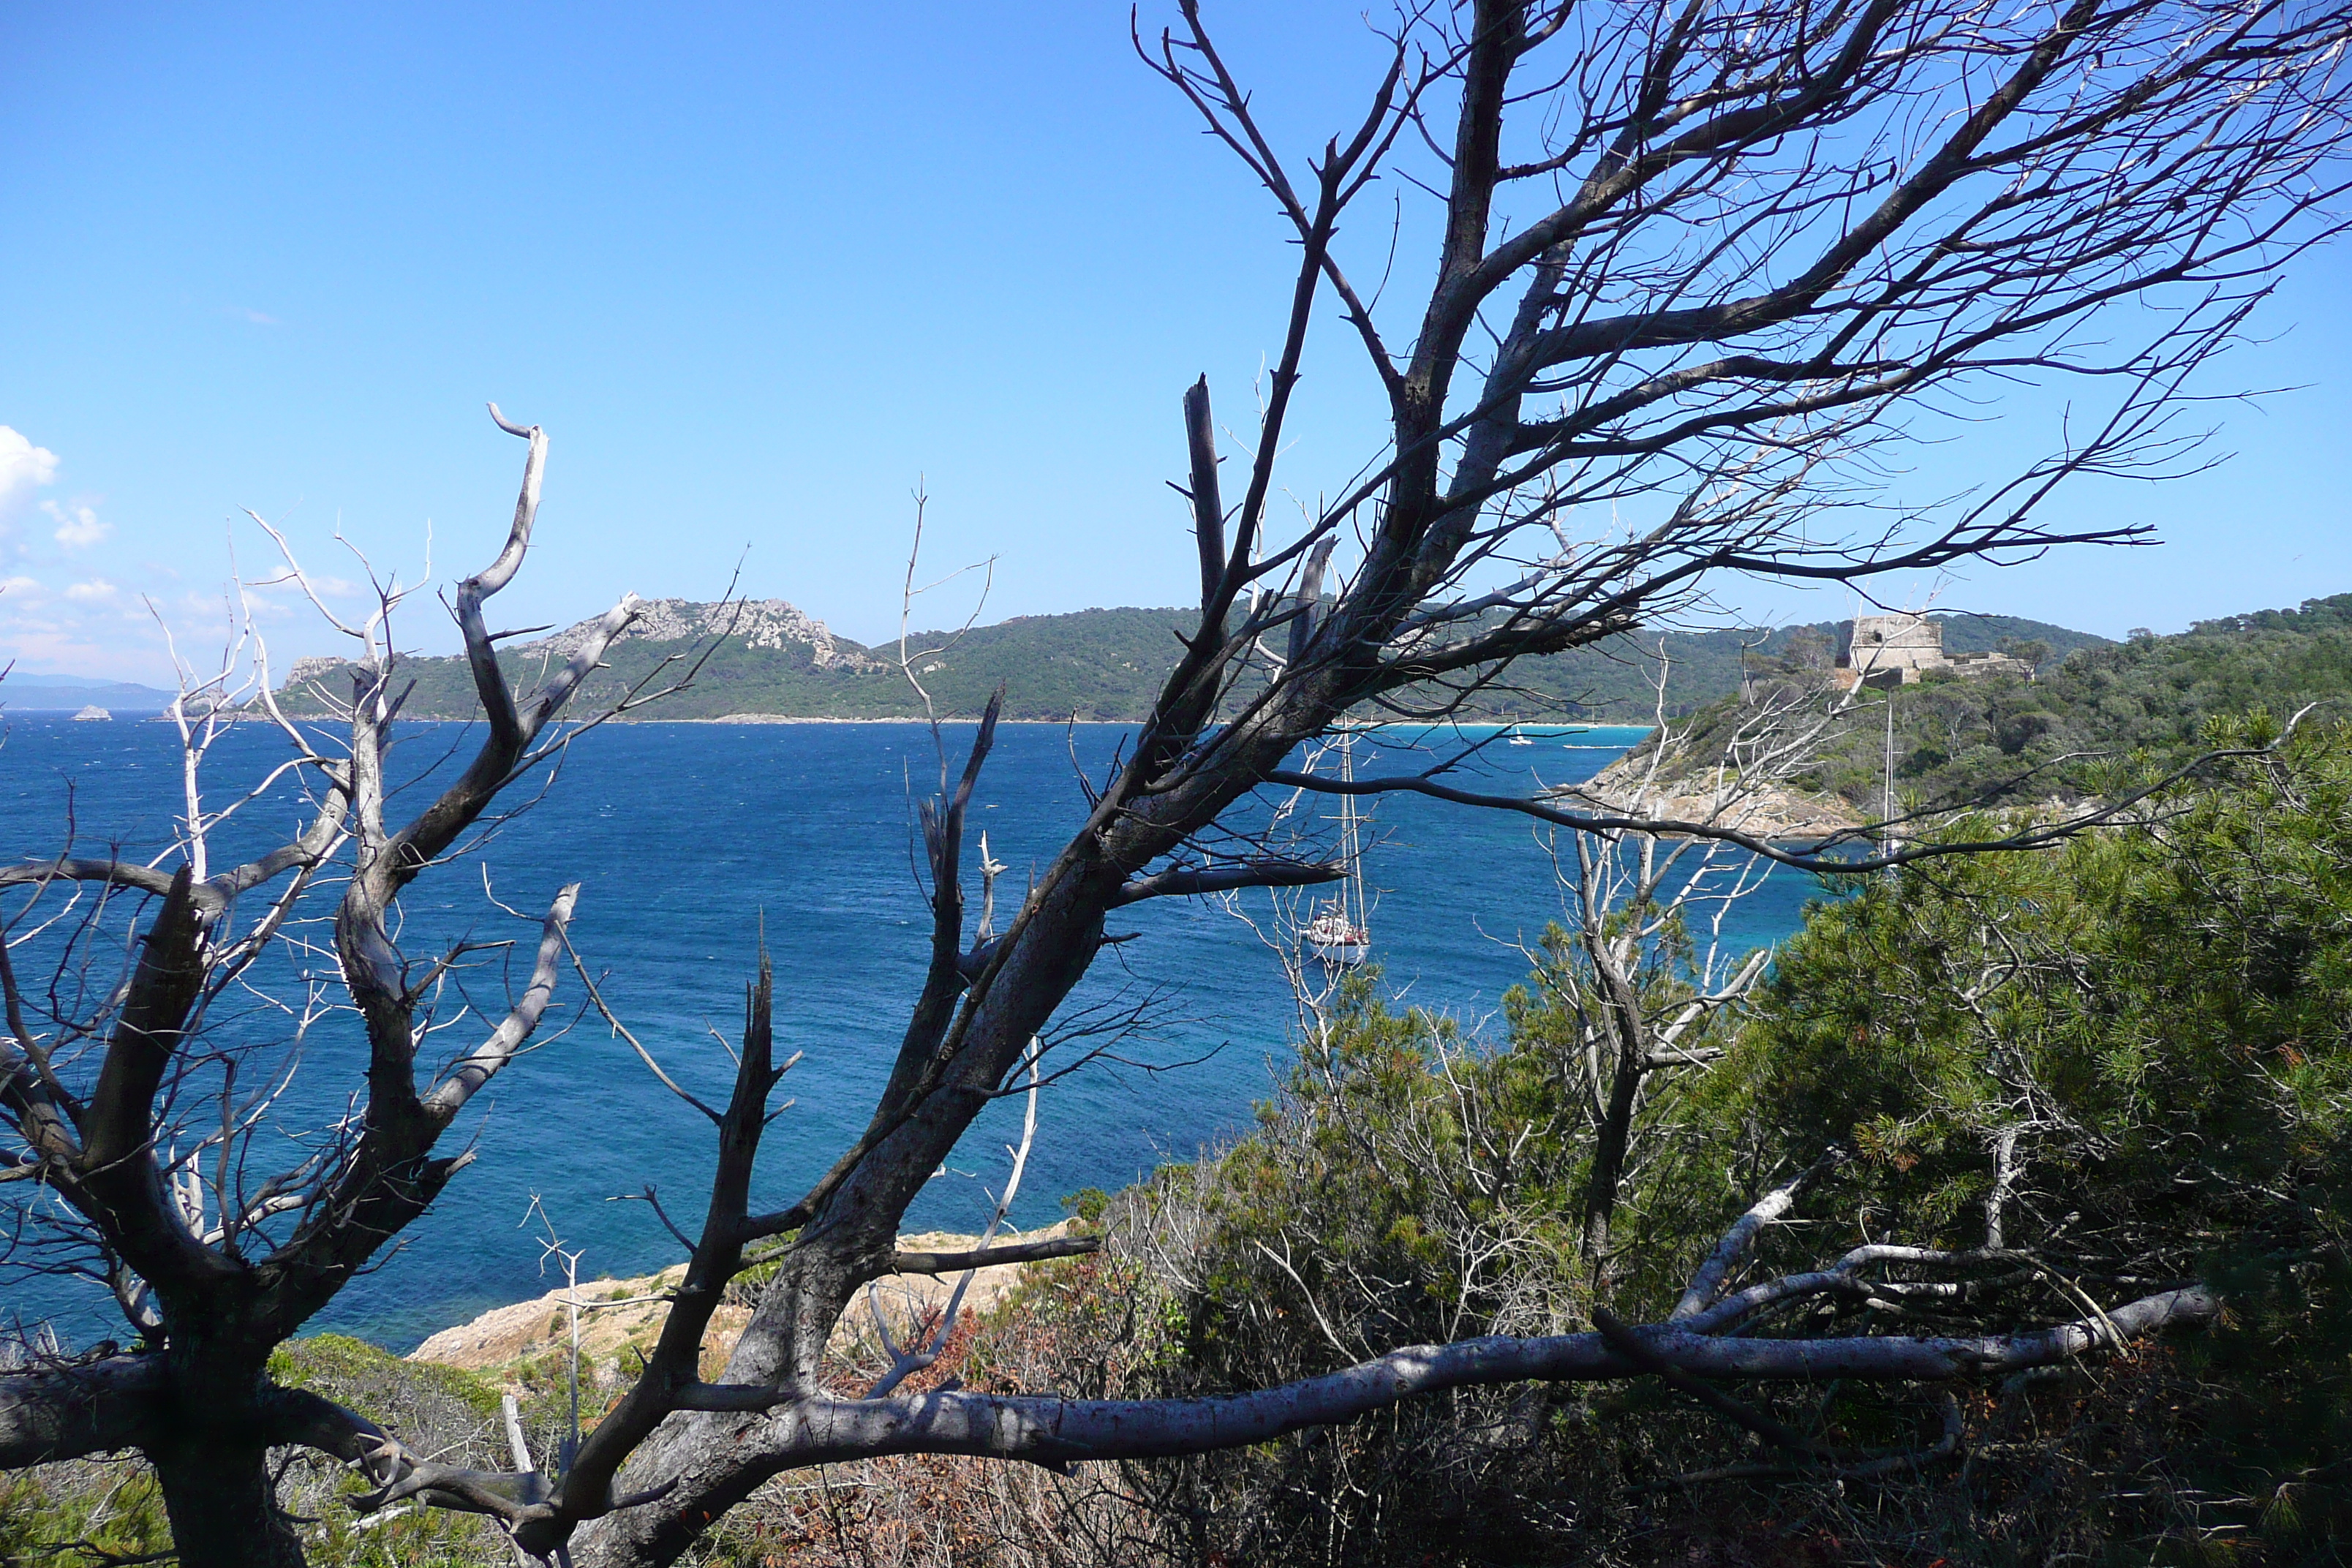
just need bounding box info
[1,717,1830,1349]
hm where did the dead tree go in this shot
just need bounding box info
[6,0,2352,1562]
[1548,672,1817,1265]
[0,410,703,1564]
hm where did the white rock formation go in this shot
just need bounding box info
[529,598,878,671]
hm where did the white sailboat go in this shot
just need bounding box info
[1303,731,1371,967]
[1506,725,1534,746]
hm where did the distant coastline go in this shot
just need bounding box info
[94,712,1653,732]
[11,595,2106,731]
[255,603,2104,729]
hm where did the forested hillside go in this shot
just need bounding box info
[1646,592,2352,810]
[273,603,2098,723]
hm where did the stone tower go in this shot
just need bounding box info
[1836,612,1946,687]
[1832,611,2034,688]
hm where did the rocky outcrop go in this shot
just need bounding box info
[407,1222,1079,1390]
[1553,754,1866,841]
[284,655,347,687]
[531,598,879,671]
[281,600,881,698]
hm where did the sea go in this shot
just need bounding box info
[0,716,1831,1350]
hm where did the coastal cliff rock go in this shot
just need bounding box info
[1553,751,1866,840]
[407,1222,1079,1390]
[535,596,880,671]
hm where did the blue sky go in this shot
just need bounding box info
[3,2,2348,685]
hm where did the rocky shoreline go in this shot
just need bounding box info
[407,1222,1080,1392]
[1549,753,1866,840]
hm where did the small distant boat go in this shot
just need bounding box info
[1305,731,1371,968]
[71,704,111,722]
[1506,725,1534,746]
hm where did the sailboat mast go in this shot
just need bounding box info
[1341,731,1364,930]
[1301,728,1371,966]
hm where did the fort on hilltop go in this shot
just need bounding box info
[1833,612,2034,690]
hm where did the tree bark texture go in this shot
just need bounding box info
[150,1437,305,1568]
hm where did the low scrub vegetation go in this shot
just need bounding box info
[1,1336,514,1567]
[720,720,2352,1567]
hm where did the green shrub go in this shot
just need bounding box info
[1693,722,2352,1558]
[1112,725,2352,1565]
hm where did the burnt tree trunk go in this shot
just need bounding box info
[149,1434,305,1568]
[146,1327,309,1568]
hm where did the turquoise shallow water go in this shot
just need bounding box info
[0,717,1828,1349]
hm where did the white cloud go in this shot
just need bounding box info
[0,427,59,509]
[43,499,110,549]
[0,559,181,684]
[0,604,171,683]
